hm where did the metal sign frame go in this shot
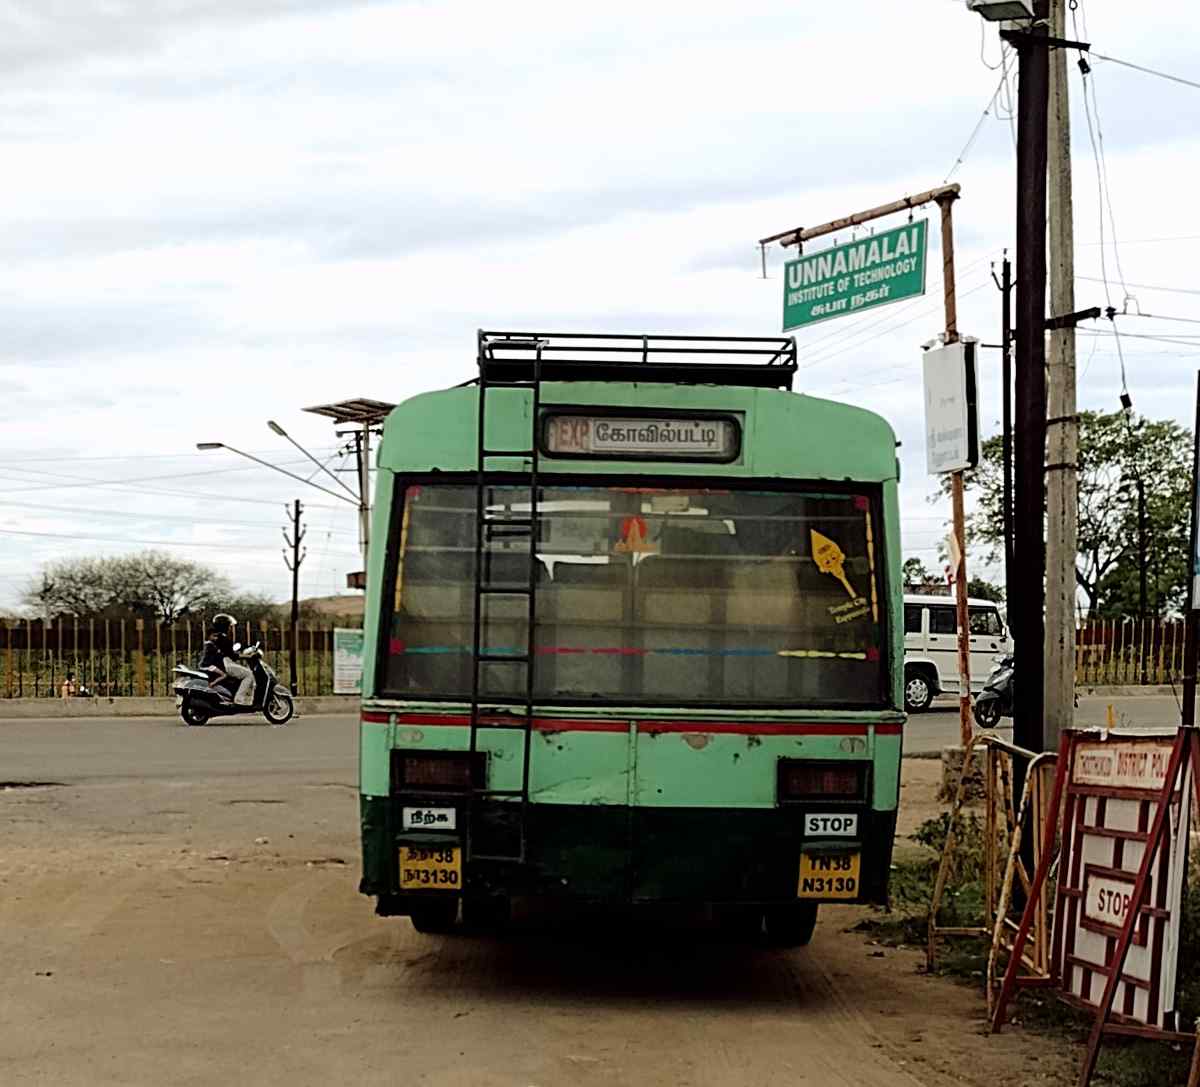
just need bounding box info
[992,726,1200,1086]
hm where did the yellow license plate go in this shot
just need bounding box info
[797,852,861,900]
[399,845,461,890]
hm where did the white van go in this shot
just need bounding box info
[902,594,1012,712]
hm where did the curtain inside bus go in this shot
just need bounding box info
[377,483,887,707]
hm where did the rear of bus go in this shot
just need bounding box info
[358,336,904,941]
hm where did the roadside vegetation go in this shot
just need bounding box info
[858,812,1200,1086]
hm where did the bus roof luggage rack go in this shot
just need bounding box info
[477,331,798,391]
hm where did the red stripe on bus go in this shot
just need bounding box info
[361,711,390,724]
[638,721,874,736]
[534,720,629,733]
[380,713,902,736]
[390,714,627,732]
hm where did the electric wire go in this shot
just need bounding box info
[0,526,361,554]
[944,69,1010,183]
[1073,2,1132,403]
[1076,276,1200,298]
[995,43,1017,149]
[1091,52,1200,93]
[1119,312,1200,328]
[804,280,993,372]
[798,260,998,371]
[0,498,356,533]
[794,249,998,359]
[1077,329,1200,348]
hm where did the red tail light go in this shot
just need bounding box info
[392,752,484,793]
[778,760,867,803]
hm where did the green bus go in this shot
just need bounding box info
[358,332,904,944]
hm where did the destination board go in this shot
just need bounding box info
[542,414,739,461]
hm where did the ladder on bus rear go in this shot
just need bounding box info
[466,332,545,864]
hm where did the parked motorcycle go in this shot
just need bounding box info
[173,642,294,726]
[973,654,1013,728]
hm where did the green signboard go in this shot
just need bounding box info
[333,627,364,695]
[782,218,928,331]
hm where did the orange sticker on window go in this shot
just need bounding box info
[615,516,656,554]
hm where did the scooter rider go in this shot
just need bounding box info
[201,613,255,707]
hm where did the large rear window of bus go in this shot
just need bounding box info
[377,483,888,708]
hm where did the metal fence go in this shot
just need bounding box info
[2,619,356,698]
[1075,618,1188,687]
[2,615,1186,697]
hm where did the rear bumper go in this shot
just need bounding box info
[359,796,896,907]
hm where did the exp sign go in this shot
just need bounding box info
[782,219,927,331]
[542,413,740,462]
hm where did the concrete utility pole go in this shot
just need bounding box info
[283,500,306,693]
[1045,0,1078,749]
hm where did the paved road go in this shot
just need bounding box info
[0,714,1073,1086]
[0,713,357,785]
[3,697,1185,783]
[904,693,1189,755]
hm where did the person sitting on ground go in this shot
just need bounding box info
[200,613,255,706]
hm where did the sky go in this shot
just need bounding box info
[2,0,1199,611]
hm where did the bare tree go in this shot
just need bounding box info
[25,551,233,624]
[123,552,233,624]
[24,558,121,618]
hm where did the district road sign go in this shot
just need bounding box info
[1052,731,1191,1030]
[782,219,927,331]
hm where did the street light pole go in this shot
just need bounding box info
[267,421,359,502]
[355,423,371,572]
[195,442,357,508]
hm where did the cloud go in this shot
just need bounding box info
[0,0,1196,610]
[0,1,375,74]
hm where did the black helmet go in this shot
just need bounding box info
[211,613,236,634]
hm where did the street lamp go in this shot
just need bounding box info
[195,441,357,507]
[266,419,360,502]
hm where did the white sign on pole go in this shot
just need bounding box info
[922,340,980,475]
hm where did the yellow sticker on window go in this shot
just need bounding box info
[810,530,858,599]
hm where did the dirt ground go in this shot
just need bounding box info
[0,736,1081,1086]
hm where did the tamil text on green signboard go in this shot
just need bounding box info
[782,219,927,331]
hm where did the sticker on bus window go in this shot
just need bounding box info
[811,530,870,622]
[810,531,857,598]
[614,516,656,554]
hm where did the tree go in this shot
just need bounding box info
[216,591,283,628]
[944,411,1193,617]
[25,551,234,624]
[123,552,233,624]
[902,556,934,588]
[902,556,944,593]
[25,562,112,618]
[966,577,1005,603]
